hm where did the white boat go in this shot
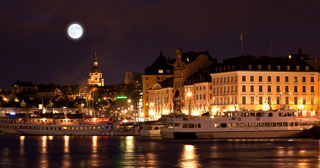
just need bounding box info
[160,109,320,139]
[0,117,120,136]
[140,124,164,137]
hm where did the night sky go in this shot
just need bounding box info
[1,0,320,90]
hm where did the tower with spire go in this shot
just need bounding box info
[88,51,104,86]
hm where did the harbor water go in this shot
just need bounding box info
[0,135,319,168]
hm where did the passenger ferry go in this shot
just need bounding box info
[160,109,320,139]
[0,115,119,136]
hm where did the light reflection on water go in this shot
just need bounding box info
[180,145,199,168]
[0,136,320,168]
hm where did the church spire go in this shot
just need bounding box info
[93,51,98,67]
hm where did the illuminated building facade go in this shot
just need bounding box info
[210,55,319,116]
[88,52,104,87]
[147,78,174,120]
[142,51,174,117]
[146,49,320,118]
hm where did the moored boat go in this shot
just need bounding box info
[160,109,320,139]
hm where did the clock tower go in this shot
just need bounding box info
[88,52,104,86]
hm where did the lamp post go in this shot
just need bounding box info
[187,92,192,116]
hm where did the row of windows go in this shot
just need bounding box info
[241,76,314,83]
[213,75,315,84]
[241,85,314,93]
[241,96,315,105]
[0,125,114,130]
[214,122,313,128]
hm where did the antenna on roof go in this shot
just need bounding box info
[240,33,244,55]
[270,40,273,57]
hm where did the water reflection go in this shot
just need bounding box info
[40,136,48,168]
[62,136,71,168]
[20,136,25,155]
[180,145,199,168]
[48,136,53,141]
[118,136,136,166]
[90,136,99,166]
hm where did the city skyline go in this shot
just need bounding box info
[1,0,320,90]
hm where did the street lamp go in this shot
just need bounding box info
[187,92,192,116]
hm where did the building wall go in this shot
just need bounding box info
[183,82,212,116]
[148,87,174,120]
[142,74,173,117]
[210,71,319,115]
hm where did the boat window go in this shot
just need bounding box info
[253,123,258,127]
[277,122,282,127]
[259,123,264,127]
[227,123,232,128]
[240,113,244,117]
[294,122,299,126]
[265,123,270,127]
[76,127,79,130]
[289,122,294,126]
[240,123,247,127]
[221,123,227,128]
[85,127,87,130]
[236,123,240,127]
[98,126,100,130]
[303,123,309,126]
[93,127,96,130]
[60,120,63,122]
[80,127,83,130]
[248,123,253,127]
[250,113,255,117]
[268,113,273,117]
[198,124,201,128]
[62,126,67,130]
[188,124,195,128]
[154,127,160,130]
[279,113,282,117]
[283,122,288,127]
[271,123,276,127]
[174,123,180,128]
[256,112,264,117]
[46,127,49,130]
[72,127,74,130]
[244,113,249,117]
[182,124,188,128]
[214,124,220,128]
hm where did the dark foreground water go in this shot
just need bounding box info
[0,136,319,168]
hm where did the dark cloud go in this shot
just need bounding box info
[1,0,320,90]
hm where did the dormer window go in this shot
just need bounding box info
[248,64,252,70]
[295,66,300,71]
[267,65,272,70]
[257,65,262,70]
[277,65,281,71]
[305,66,309,71]
[158,69,163,74]
[286,65,290,71]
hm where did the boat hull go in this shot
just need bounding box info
[161,130,309,139]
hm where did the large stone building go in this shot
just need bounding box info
[145,49,215,119]
[88,52,104,87]
[146,49,320,119]
[142,51,175,117]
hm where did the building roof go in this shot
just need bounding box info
[159,77,174,88]
[214,55,317,72]
[90,66,102,73]
[184,65,214,85]
[181,51,216,65]
[144,51,175,75]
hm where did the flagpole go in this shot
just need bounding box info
[240,33,244,55]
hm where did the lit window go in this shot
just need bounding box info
[158,69,163,74]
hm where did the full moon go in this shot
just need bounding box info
[67,23,83,39]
